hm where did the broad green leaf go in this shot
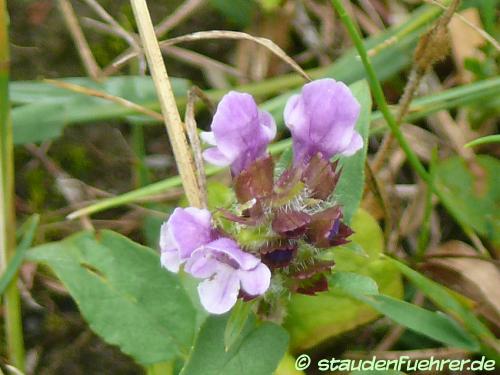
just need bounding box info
[0,215,39,296]
[284,209,403,350]
[11,76,189,144]
[11,75,187,105]
[180,315,288,375]
[26,230,196,365]
[329,272,379,296]
[224,300,254,351]
[355,294,480,351]
[435,155,500,245]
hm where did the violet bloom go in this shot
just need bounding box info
[201,91,276,175]
[284,78,363,165]
[185,238,271,314]
[159,207,216,272]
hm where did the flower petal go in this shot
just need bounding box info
[197,265,240,314]
[160,250,182,273]
[283,94,305,134]
[341,131,363,156]
[238,263,271,296]
[205,91,274,175]
[159,222,176,252]
[167,207,214,260]
[284,78,362,164]
[258,110,277,142]
[200,131,217,145]
[203,238,260,271]
[202,147,232,166]
[184,249,220,278]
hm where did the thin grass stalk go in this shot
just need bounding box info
[0,0,25,369]
[330,0,484,254]
[130,0,203,208]
[128,57,150,189]
[416,149,438,261]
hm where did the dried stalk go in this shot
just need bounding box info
[371,0,460,173]
[104,0,206,76]
[83,0,146,73]
[184,88,208,208]
[116,30,311,82]
[57,0,102,81]
[428,0,500,51]
[44,79,164,121]
[130,0,204,208]
[155,0,206,37]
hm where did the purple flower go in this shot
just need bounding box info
[201,91,276,175]
[284,78,363,165]
[185,238,271,314]
[159,207,216,272]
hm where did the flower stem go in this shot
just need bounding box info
[0,0,25,369]
[330,0,482,251]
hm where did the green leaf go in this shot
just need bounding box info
[224,300,254,351]
[329,272,379,296]
[206,181,235,210]
[284,209,403,350]
[435,155,500,245]
[11,76,189,144]
[0,214,39,296]
[208,0,255,27]
[25,230,196,365]
[387,257,495,340]
[275,353,304,375]
[327,267,481,351]
[355,294,480,351]
[181,315,288,375]
[274,147,293,177]
[328,268,480,351]
[333,80,371,223]
[465,134,500,148]
[257,0,282,11]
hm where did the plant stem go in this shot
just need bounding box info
[0,0,25,369]
[416,149,438,261]
[330,0,480,250]
[130,0,203,208]
[331,0,429,179]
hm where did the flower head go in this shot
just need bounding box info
[202,91,276,176]
[284,78,363,165]
[185,238,271,314]
[159,207,216,272]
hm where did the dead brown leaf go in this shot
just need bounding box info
[421,241,500,331]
